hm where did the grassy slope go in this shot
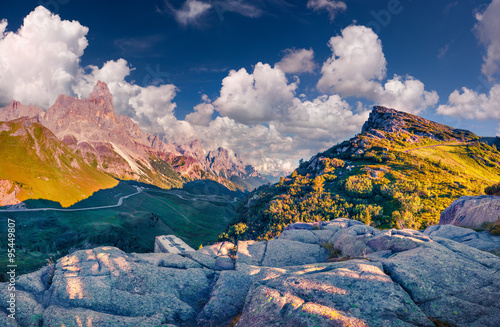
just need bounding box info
[221,124,500,241]
[0,119,117,207]
[0,181,238,276]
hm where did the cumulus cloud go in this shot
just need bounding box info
[475,0,500,81]
[0,19,7,37]
[174,0,212,25]
[275,48,316,74]
[317,25,386,97]
[317,25,438,114]
[213,63,297,124]
[307,0,347,21]
[0,6,88,108]
[185,95,215,126]
[0,8,399,174]
[374,75,439,114]
[72,59,182,137]
[437,85,500,120]
[205,63,370,172]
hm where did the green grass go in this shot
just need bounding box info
[0,181,238,277]
[222,127,500,241]
[0,119,118,207]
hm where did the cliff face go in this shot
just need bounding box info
[0,81,267,196]
[0,117,118,207]
[2,218,499,326]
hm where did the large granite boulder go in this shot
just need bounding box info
[424,224,500,252]
[2,218,500,327]
[440,195,500,228]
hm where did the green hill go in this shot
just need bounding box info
[0,117,118,207]
[0,180,240,277]
[221,106,500,241]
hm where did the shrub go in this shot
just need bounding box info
[345,175,373,197]
[485,183,500,196]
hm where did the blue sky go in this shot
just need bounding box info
[0,0,499,172]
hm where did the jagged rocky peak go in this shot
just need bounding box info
[361,106,477,142]
[0,100,45,122]
[46,81,117,124]
[89,80,114,113]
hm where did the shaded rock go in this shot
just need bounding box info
[236,240,267,266]
[132,253,202,269]
[42,306,164,327]
[0,286,43,327]
[261,239,327,267]
[279,229,320,244]
[440,195,500,228]
[197,271,253,326]
[323,218,364,230]
[194,241,236,270]
[383,242,500,326]
[424,224,500,251]
[16,265,53,296]
[311,229,337,243]
[236,260,433,327]
[366,229,432,254]
[0,312,18,327]
[47,246,212,325]
[327,224,381,257]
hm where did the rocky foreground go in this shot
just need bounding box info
[1,218,500,327]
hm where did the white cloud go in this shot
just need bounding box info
[72,59,182,137]
[437,85,500,120]
[213,63,297,124]
[185,95,214,126]
[0,19,7,38]
[317,25,386,97]
[475,0,500,81]
[317,25,438,114]
[374,75,439,114]
[307,0,347,21]
[175,0,212,25]
[205,62,370,172]
[216,0,263,18]
[275,48,316,74]
[0,6,89,108]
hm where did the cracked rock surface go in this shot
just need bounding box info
[1,219,499,326]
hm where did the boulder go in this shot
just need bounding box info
[47,247,212,325]
[424,224,500,252]
[261,239,327,267]
[2,218,500,327]
[42,306,165,327]
[236,240,266,266]
[236,260,434,327]
[383,241,500,326]
[440,195,500,228]
[197,271,253,326]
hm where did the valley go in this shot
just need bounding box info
[0,180,241,277]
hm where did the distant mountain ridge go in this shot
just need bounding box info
[0,81,266,206]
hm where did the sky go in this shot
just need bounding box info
[0,0,500,174]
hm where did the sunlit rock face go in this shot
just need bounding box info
[0,81,267,192]
[2,219,500,326]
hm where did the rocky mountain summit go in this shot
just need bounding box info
[0,82,266,205]
[361,106,476,142]
[2,218,499,327]
[226,106,500,241]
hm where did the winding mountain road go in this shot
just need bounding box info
[0,187,143,213]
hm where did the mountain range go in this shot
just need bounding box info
[0,81,267,206]
[224,106,500,241]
